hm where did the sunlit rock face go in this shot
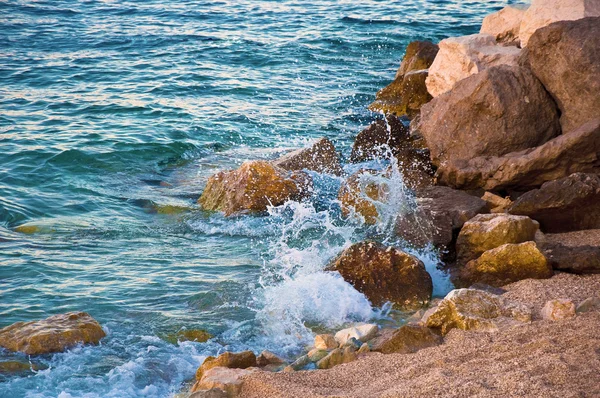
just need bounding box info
[272,137,343,176]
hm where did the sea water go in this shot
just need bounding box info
[0,1,518,396]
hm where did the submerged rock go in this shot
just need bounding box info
[425,34,521,97]
[541,299,576,321]
[369,41,439,117]
[423,289,532,335]
[198,161,312,216]
[371,324,442,354]
[164,329,212,344]
[272,137,343,176]
[328,241,432,310]
[0,312,105,355]
[460,242,553,287]
[480,5,528,45]
[437,118,600,191]
[456,213,540,264]
[334,324,379,346]
[508,173,600,233]
[419,65,559,167]
[519,0,600,47]
[526,17,600,132]
[195,351,257,381]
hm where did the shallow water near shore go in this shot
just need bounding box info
[1,1,517,396]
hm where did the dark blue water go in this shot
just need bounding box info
[1,1,516,396]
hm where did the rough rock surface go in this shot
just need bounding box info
[395,186,488,249]
[519,0,600,47]
[369,41,439,117]
[334,324,378,346]
[456,213,540,264]
[481,192,512,213]
[0,312,105,355]
[338,169,385,224]
[541,299,576,321]
[371,324,442,354]
[460,242,553,287]
[199,161,312,216]
[526,17,600,132]
[328,241,432,309]
[508,173,600,232]
[425,34,521,97]
[191,366,255,395]
[195,351,257,381]
[314,334,337,351]
[256,351,285,368]
[437,118,600,191]
[350,119,408,162]
[540,229,600,274]
[423,288,532,335]
[419,65,560,167]
[272,137,343,176]
[480,5,528,45]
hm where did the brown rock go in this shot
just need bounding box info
[164,329,212,344]
[316,348,343,370]
[256,351,285,367]
[338,169,385,225]
[460,242,553,287]
[540,230,600,274]
[272,137,343,176]
[424,288,532,335]
[191,366,254,395]
[350,119,409,163]
[372,324,442,354]
[526,17,600,133]
[314,334,337,351]
[541,299,576,321]
[198,161,312,216]
[188,388,228,398]
[418,64,560,167]
[0,312,105,355]
[327,241,432,310]
[508,173,600,233]
[480,5,528,45]
[369,41,439,118]
[437,118,600,191]
[481,192,512,213]
[395,186,488,249]
[456,213,540,264]
[195,351,257,381]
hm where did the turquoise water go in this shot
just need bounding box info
[1,1,516,396]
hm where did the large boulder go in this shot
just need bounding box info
[191,367,255,396]
[198,161,312,216]
[419,65,560,167]
[369,41,439,118]
[526,17,600,132]
[395,186,488,249]
[480,5,528,45]
[519,0,600,47]
[423,289,532,335]
[0,312,105,355]
[195,351,257,381]
[334,324,379,346]
[508,173,600,232]
[459,242,553,287]
[327,241,433,310]
[437,118,600,191]
[272,137,343,176]
[539,229,600,274]
[371,324,442,354]
[425,34,521,97]
[456,214,540,264]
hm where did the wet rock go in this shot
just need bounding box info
[541,299,576,321]
[519,0,600,47]
[328,241,432,310]
[316,348,343,369]
[395,186,488,249]
[423,288,532,335]
[195,351,257,381]
[460,242,553,287]
[337,169,385,225]
[369,41,439,117]
[576,297,600,313]
[272,137,343,176]
[508,173,600,233]
[314,334,337,351]
[480,5,528,45]
[350,119,409,163]
[481,192,512,213]
[419,65,560,167]
[526,17,600,132]
[256,351,285,368]
[334,324,379,346]
[307,348,328,363]
[341,337,363,351]
[164,329,212,344]
[191,366,255,396]
[371,324,442,354]
[198,161,312,216]
[437,118,600,191]
[13,224,42,234]
[0,360,37,375]
[0,312,106,355]
[287,354,310,371]
[456,213,540,264]
[540,230,600,274]
[425,34,521,97]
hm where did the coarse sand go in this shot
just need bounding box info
[239,273,600,398]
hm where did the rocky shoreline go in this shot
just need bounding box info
[1,1,599,397]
